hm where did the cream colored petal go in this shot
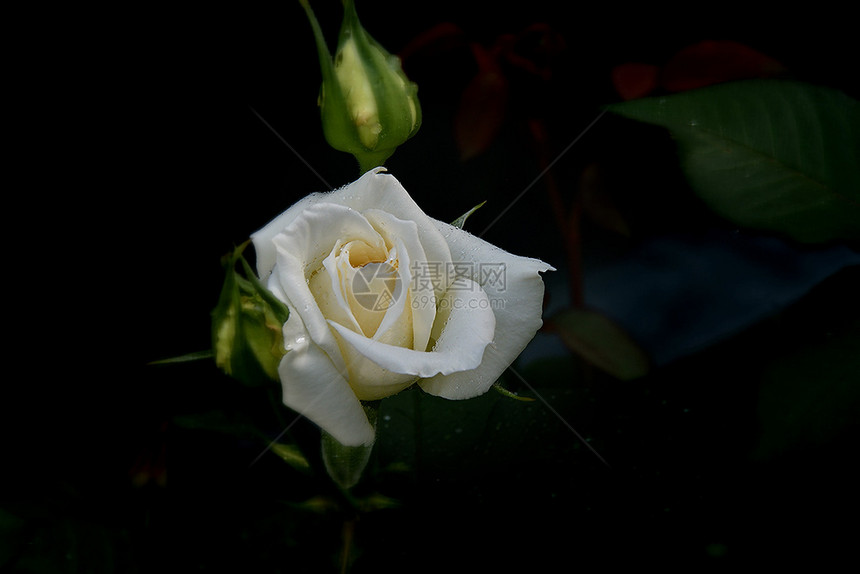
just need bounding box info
[363,209,438,353]
[341,248,399,339]
[367,239,412,345]
[329,278,495,386]
[419,222,554,399]
[329,327,418,401]
[306,240,359,334]
[326,240,417,401]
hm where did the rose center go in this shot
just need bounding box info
[347,241,386,268]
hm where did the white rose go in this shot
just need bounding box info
[251,168,554,446]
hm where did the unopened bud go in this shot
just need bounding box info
[300,0,421,172]
[212,242,289,386]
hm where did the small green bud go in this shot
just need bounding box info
[300,0,421,173]
[212,242,290,386]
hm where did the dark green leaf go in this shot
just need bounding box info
[607,80,860,243]
[270,443,313,474]
[376,366,602,481]
[551,308,651,381]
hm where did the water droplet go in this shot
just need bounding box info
[294,336,306,345]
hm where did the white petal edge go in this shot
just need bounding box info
[251,168,452,284]
[419,222,555,399]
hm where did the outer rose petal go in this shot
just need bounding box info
[264,203,387,443]
[269,273,375,446]
[276,311,376,447]
[419,222,555,399]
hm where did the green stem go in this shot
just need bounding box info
[339,518,356,574]
[356,149,394,175]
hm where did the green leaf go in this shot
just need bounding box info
[606,79,860,243]
[376,362,604,480]
[551,308,651,381]
[492,381,536,402]
[451,201,486,229]
[270,443,313,474]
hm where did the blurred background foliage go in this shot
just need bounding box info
[6,0,858,571]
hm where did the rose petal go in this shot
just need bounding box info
[363,209,439,352]
[270,203,377,340]
[419,223,554,399]
[307,241,361,334]
[276,312,376,447]
[332,170,454,285]
[326,240,393,337]
[368,238,413,344]
[329,277,495,394]
[327,259,419,403]
[251,168,452,286]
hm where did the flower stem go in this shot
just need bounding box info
[339,518,356,574]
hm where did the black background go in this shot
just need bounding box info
[7,1,858,571]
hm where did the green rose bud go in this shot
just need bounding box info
[300,0,421,173]
[212,242,290,386]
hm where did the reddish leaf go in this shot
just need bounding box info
[399,22,467,63]
[611,62,660,100]
[454,43,509,160]
[503,23,567,81]
[660,40,786,92]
